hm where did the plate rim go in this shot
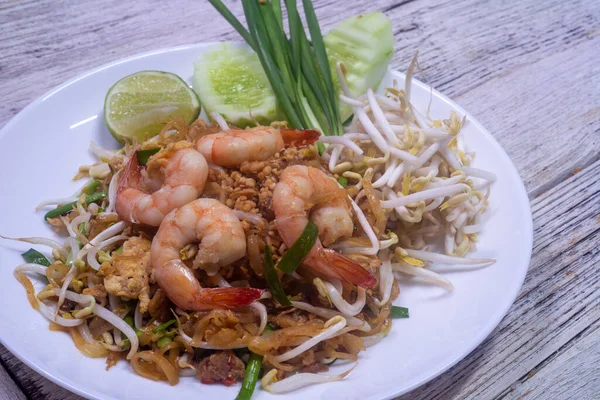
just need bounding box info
[0,42,533,400]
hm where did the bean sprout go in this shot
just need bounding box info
[210,112,229,131]
[273,316,346,362]
[262,363,356,393]
[392,263,454,291]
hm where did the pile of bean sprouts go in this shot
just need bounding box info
[318,57,496,297]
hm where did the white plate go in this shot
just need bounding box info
[0,43,532,400]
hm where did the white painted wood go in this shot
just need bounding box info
[498,319,600,400]
[0,0,599,399]
[0,364,25,400]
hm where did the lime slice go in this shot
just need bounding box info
[104,71,200,143]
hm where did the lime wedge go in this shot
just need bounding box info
[104,71,200,143]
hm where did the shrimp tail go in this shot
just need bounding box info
[198,287,264,309]
[309,249,377,288]
[118,151,142,191]
[281,129,320,146]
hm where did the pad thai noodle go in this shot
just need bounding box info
[5,1,496,398]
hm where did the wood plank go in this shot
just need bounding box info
[0,362,25,400]
[0,348,81,400]
[455,37,600,197]
[402,159,600,399]
[497,319,600,399]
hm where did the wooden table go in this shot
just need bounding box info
[1,0,598,399]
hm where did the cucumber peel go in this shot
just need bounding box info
[324,11,394,121]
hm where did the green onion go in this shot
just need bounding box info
[235,352,263,400]
[338,176,348,188]
[21,249,51,266]
[152,319,176,333]
[124,315,134,328]
[83,179,101,195]
[317,142,326,155]
[208,0,256,51]
[276,220,318,274]
[44,192,107,220]
[209,0,342,136]
[136,148,161,165]
[264,245,291,306]
[120,339,130,350]
[113,246,124,255]
[78,222,87,237]
[272,0,283,29]
[390,306,409,318]
[157,336,172,348]
[302,0,341,134]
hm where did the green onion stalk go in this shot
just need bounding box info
[208,0,343,137]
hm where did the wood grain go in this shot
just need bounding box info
[402,159,600,399]
[0,364,25,400]
[498,319,600,400]
[0,0,599,399]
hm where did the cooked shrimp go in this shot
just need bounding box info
[196,127,320,167]
[273,165,377,288]
[116,148,208,226]
[151,198,262,310]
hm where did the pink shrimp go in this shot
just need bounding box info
[196,126,320,167]
[273,165,377,288]
[151,198,262,310]
[116,148,208,226]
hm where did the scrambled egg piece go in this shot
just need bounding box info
[101,236,152,312]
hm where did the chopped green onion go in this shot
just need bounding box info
[338,176,348,188]
[152,319,176,333]
[264,245,291,306]
[124,315,134,328]
[21,249,51,267]
[390,306,409,318]
[83,179,101,195]
[276,220,318,274]
[136,148,161,165]
[113,245,124,255]
[157,336,172,348]
[120,339,130,350]
[78,222,87,237]
[235,352,263,400]
[44,192,107,220]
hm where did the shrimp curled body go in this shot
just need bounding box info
[273,165,377,288]
[196,127,320,167]
[116,148,208,226]
[151,198,262,311]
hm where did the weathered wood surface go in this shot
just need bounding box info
[0,0,598,399]
[0,364,25,400]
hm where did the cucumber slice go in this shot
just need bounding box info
[193,43,279,127]
[194,13,393,129]
[324,12,394,121]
